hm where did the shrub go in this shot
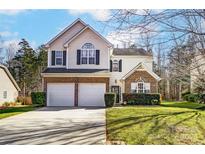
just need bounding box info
[17,96,32,105]
[185,93,200,103]
[182,91,191,100]
[23,97,32,105]
[9,102,17,106]
[123,93,161,105]
[2,102,10,107]
[17,96,24,103]
[188,94,198,102]
[104,93,116,107]
[199,94,205,104]
[183,93,205,103]
[31,92,46,106]
[1,102,17,107]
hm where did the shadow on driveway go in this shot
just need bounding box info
[0,107,105,145]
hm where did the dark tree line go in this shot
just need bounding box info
[1,38,47,96]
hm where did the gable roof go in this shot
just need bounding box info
[121,62,161,81]
[0,64,21,91]
[113,48,152,56]
[63,25,113,47]
[46,18,113,48]
[45,18,87,47]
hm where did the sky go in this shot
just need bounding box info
[0,9,115,50]
[1,9,198,61]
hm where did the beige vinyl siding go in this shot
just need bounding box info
[0,69,18,104]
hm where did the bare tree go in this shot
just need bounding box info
[0,35,4,64]
[106,9,205,99]
[5,43,16,67]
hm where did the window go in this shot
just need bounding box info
[112,60,119,72]
[131,82,137,93]
[89,50,95,64]
[81,43,96,64]
[55,51,63,65]
[137,82,144,93]
[144,83,150,93]
[81,50,88,64]
[3,91,7,99]
[131,80,150,93]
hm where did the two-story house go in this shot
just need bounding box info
[41,18,161,107]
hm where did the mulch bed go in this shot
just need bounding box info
[0,106,8,110]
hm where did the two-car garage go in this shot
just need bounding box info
[47,83,106,107]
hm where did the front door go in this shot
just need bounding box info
[111,86,120,103]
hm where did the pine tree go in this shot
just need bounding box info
[35,45,47,91]
[10,39,37,96]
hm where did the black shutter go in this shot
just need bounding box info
[110,60,113,72]
[96,50,100,65]
[63,50,66,66]
[119,59,122,72]
[51,51,55,66]
[77,49,81,65]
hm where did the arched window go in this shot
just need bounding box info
[81,43,96,64]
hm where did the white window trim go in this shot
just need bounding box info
[88,50,96,64]
[131,80,150,93]
[81,43,96,65]
[112,60,119,72]
[55,51,63,66]
[137,82,144,93]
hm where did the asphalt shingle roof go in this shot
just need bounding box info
[113,48,152,56]
[42,68,109,73]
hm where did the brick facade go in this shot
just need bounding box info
[43,77,109,92]
[44,77,109,106]
[124,70,158,93]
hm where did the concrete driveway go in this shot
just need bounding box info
[0,107,106,145]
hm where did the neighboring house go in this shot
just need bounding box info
[41,18,161,107]
[0,64,20,105]
[190,52,205,93]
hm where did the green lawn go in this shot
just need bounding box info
[0,105,38,119]
[106,101,205,145]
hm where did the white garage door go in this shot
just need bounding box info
[47,83,75,106]
[78,83,106,106]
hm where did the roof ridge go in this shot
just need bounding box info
[63,24,113,47]
[45,18,87,47]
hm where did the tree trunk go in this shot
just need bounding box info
[179,81,182,101]
[23,82,26,97]
[166,79,170,100]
